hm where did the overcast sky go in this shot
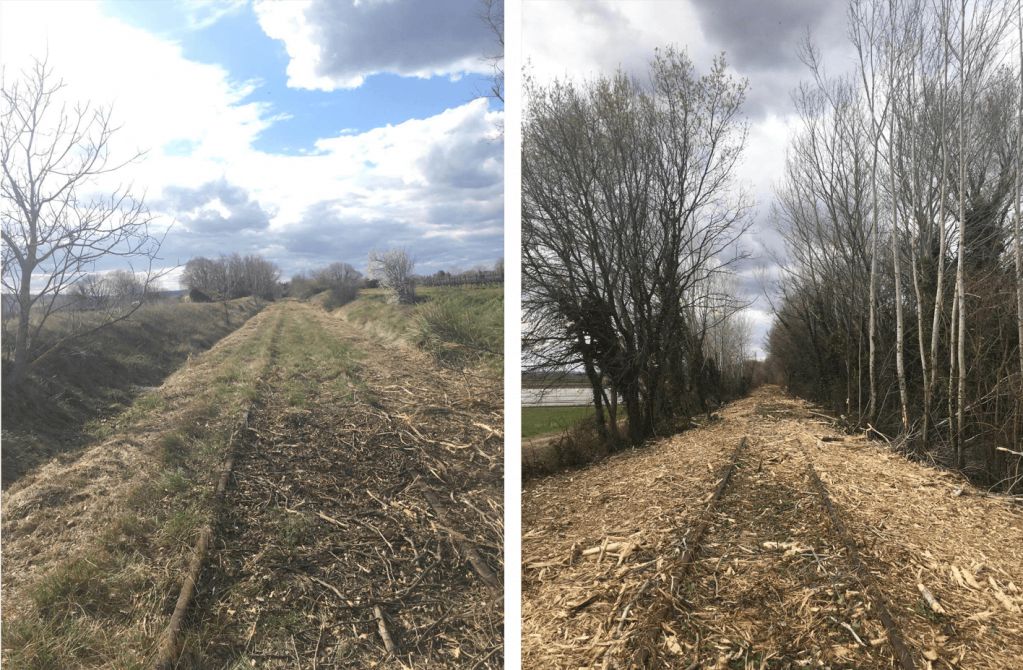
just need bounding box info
[523,0,857,356]
[0,0,504,287]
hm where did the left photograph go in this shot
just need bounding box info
[0,0,504,667]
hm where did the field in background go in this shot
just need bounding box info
[523,405,593,438]
[1,297,264,486]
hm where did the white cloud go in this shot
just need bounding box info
[0,1,503,283]
[254,0,497,91]
[523,0,710,83]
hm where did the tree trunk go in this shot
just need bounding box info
[956,0,967,470]
[9,259,35,390]
[868,142,880,424]
[1015,0,1023,385]
[929,0,952,450]
[889,47,910,436]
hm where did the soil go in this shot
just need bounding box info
[522,386,1023,669]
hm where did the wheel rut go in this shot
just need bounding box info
[176,302,502,668]
[666,437,895,668]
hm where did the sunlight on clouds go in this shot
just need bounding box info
[253,0,494,91]
[0,0,504,281]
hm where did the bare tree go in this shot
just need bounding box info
[1,58,167,390]
[479,0,504,103]
[72,270,146,310]
[368,248,416,304]
[523,48,752,446]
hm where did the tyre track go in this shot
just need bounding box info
[622,405,921,668]
[180,302,502,668]
[151,310,285,670]
[661,433,893,669]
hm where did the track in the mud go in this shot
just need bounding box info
[629,435,912,669]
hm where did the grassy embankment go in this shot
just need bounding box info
[2,304,278,668]
[2,287,501,668]
[329,285,503,369]
[1,297,264,486]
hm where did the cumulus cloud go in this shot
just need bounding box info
[254,0,498,90]
[161,179,273,235]
[273,202,503,276]
[1,1,504,284]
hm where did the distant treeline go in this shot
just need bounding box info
[183,254,281,302]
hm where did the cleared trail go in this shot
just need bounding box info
[522,387,1023,669]
[1,298,502,669]
[184,301,504,668]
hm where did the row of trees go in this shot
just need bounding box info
[288,249,419,307]
[523,48,754,447]
[182,254,280,302]
[767,0,1022,489]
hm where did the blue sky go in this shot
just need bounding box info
[1,0,504,285]
[106,0,500,156]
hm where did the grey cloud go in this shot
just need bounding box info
[271,201,502,277]
[689,0,843,72]
[161,178,273,235]
[689,0,850,118]
[419,132,502,190]
[296,0,498,85]
[425,197,502,229]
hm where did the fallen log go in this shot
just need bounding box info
[151,407,253,670]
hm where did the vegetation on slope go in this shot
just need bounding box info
[2,307,280,669]
[1,298,264,486]
[330,286,502,367]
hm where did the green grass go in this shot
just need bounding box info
[523,405,596,438]
[522,404,628,438]
[333,286,502,367]
[417,287,502,357]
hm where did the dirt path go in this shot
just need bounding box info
[183,301,503,668]
[522,386,1023,669]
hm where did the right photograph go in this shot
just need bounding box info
[519,0,1023,668]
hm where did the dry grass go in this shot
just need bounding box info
[3,295,504,668]
[1,297,263,486]
[1,307,281,669]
